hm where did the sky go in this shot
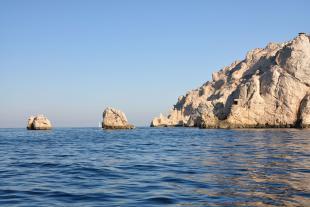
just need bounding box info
[0,0,309,127]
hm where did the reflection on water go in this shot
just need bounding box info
[195,129,310,206]
[0,128,309,206]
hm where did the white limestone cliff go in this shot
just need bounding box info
[151,33,310,128]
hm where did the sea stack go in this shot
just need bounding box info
[27,114,52,130]
[102,107,134,129]
[151,33,310,128]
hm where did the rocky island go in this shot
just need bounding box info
[102,107,134,129]
[151,33,310,128]
[27,114,52,130]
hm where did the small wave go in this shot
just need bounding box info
[144,196,176,204]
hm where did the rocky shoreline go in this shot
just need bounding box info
[151,33,310,129]
[25,34,310,130]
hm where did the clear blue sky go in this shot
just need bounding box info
[0,0,309,127]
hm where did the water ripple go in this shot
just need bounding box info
[0,127,309,206]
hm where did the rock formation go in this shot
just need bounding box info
[102,107,134,129]
[27,114,52,130]
[151,33,310,128]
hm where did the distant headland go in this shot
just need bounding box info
[151,33,310,128]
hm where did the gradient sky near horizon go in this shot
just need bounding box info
[0,0,309,127]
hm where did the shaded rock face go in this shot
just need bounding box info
[151,34,310,128]
[27,115,52,130]
[102,107,134,129]
[298,94,310,128]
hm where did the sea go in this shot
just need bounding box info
[0,127,309,206]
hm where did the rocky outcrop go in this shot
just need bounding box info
[297,94,310,128]
[151,33,310,128]
[27,115,52,130]
[102,107,134,129]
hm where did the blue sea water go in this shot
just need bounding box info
[0,127,309,207]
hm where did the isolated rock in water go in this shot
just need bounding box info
[102,107,134,129]
[27,114,52,130]
[151,33,310,128]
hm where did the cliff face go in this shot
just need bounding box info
[151,34,310,128]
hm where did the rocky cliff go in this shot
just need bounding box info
[151,33,310,128]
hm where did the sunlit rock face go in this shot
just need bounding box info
[27,115,52,130]
[102,107,134,129]
[151,33,310,128]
